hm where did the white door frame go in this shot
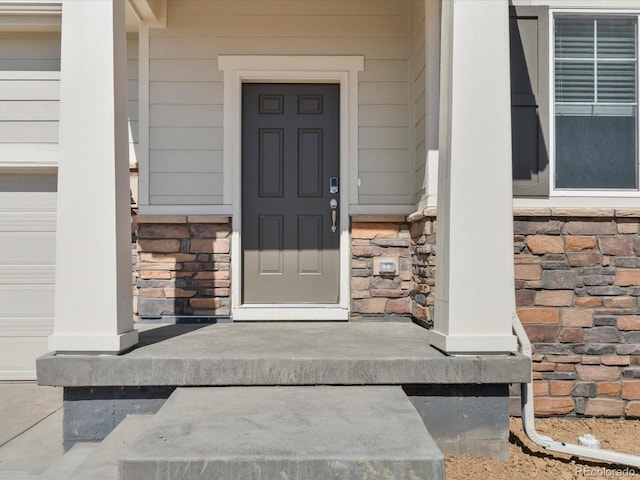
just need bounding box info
[218,55,364,321]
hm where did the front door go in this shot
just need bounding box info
[242,83,340,304]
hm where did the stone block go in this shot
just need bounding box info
[351,277,370,290]
[623,367,640,378]
[572,382,597,397]
[565,236,597,251]
[516,289,535,306]
[138,288,165,298]
[517,308,559,324]
[163,288,197,299]
[189,238,230,254]
[593,316,617,326]
[567,252,602,267]
[603,296,637,308]
[540,255,570,270]
[351,245,383,257]
[535,290,573,307]
[189,224,230,238]
[351,223,398,239]
[584,344,617,355]
[581,356,602,365]
[137,239,181,253]
[576,365,621,381]
[618,344,640,355]
[584,327,621,343]
[622,331,640,343]
[136,216,187,224]
[138,224,189,239]
[559,328,584,343]
[617,221,640,234]
[194,271,229,280]
[612,257,640,268]
[574,297,602,308]
[560,308,592,327]
[585,286,627,296]
[533,381,549,396]
[598,236,633,256]
[534,397,574,415]
[139,271,172,280]
[622,381,640,400]
[596,381,621,397]
[602,356,630,366]
[582,275,614,286]
[549,381,574,396]
[533,363,556,372]
[189,298,221,309]
[351,298,387,314]
[386,297,410,314]
[187,216,230,224]
[542,270,576,290]
[618,316,640,331]
[526,235,564,254]
[138,298,189,316]
[625,401,640,418]
[514,264,541,280]
[523,324,560,342]
[584,398,625,417]
[615,269,640,286]
[562,221,616,235]
[513,220,562,235]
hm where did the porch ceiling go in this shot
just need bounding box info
[37,322,530,387]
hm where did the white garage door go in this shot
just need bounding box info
[0,174,56,380]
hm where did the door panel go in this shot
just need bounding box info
[242,84,340,304]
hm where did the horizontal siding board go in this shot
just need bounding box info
[150,36,408,60]
[150,81,222,104]
[359,127,409,149]
[359,82,408,105]
[358,194,409,205]
[359,149,409,173]
[0,33,60,60]
[0,122,58,143]
[150,59,221,82]
[153,14,408,38]
[414,115,426,147]
[0,60,60,71]
[359,105,408,128]
[150,172,223,196]
[0,101,58,121]
[360,60,408,82]
[150,127,223,150]
[128,100,139,121]
[151,150,223,173]
[150,104,222,127]
[0,144,58,165]
[168,0,408,16]
[150,195,223,205]
[0,81,59,101]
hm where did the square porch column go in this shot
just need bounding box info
[48,0,138,353]
[431,0,517,355]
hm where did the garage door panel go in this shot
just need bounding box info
[0,285,54,315]
[0,337,49,380]
[0,234,56,263]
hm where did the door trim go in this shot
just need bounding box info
[218,56,364,320]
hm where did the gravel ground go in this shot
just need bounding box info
[446,417,640,480]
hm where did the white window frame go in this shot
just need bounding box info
[550,9,640,198]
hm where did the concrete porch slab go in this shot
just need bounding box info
[37,322,530,386]
[119,386,445,480]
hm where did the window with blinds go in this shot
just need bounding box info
[554,16,638,190]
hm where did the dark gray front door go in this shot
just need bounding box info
[242,84,340,304]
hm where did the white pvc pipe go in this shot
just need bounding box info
[512,314,640,468]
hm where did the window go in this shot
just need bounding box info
[554,16,638,190]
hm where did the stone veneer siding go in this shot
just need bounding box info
[408,207,640,419]
[134,216,231,318]
[350,218,414,319]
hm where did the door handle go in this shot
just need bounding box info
[330,198,338,233]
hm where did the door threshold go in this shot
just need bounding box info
[232,306,349,321]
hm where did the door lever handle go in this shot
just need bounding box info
[330,198,338,233]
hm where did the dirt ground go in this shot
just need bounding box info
[446,417,640,480]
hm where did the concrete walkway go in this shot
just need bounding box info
[0,383,63,478]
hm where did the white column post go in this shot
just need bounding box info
[431,0,517,354]
[49,0,138,353]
